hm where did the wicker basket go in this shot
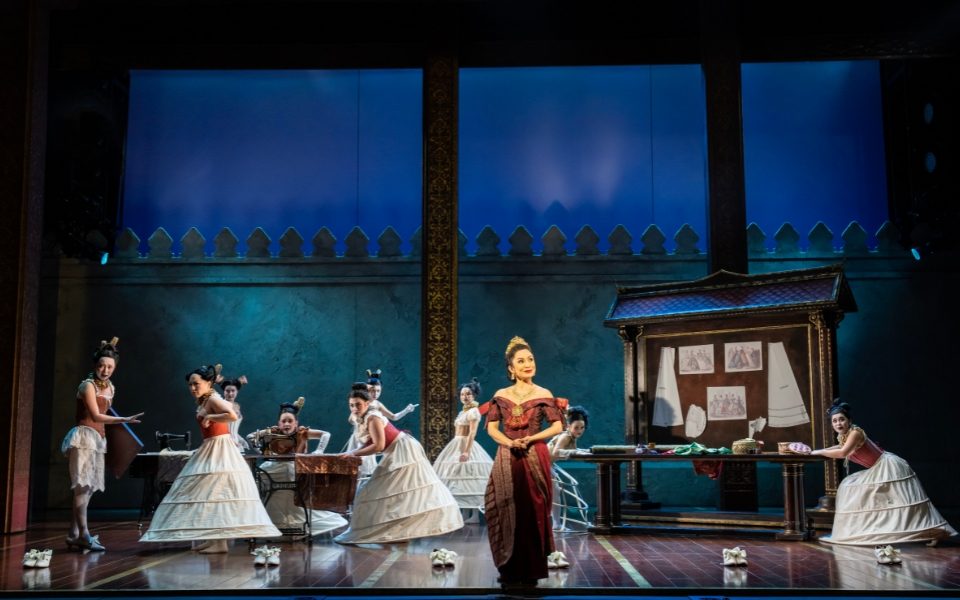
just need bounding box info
[732,438,758,454]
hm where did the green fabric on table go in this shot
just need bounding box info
[671,442,731,455]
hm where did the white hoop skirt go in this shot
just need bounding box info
[821,452,957,545]
[432,436,493,510]
[335,433,463,544]
[140,434,281,542]
[258,459,348,535]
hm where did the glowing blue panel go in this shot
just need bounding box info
[123,70,422,255]
[460,66,708,253]
[742,61,888,249]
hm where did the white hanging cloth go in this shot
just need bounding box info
[767,342,810,427]
[652,347,684,427]
[748,416,767,439]
[685,404,706,438]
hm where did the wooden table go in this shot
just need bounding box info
[567,452,826,540]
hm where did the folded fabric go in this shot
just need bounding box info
[692,460,723,480]
[671,442,732,456]
[787,442,811,454]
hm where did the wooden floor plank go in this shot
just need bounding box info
[3,519,958,593]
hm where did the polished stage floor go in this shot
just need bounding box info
[2,519,959,596]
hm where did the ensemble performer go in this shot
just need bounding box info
[247,397,348,536]
[219,374,249,451]
[432,378,493,523]
[485,336,565,586]
[334,384,463,544]
[547,404,591,531]
[344,370,418,478]
[140,364,280,552]
[62,337,143,551]
[810,399,956,545]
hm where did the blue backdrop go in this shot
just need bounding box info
[122,62,888,255]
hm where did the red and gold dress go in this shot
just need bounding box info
[140,393,280,542]
[821,426,956,545]
[484,397,564,583]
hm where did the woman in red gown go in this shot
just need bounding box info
[484,336,565,586]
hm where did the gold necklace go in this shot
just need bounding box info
[512,384,535,402]
[92,378,109,391]
[838,424,858,445]
[197,390,214,406]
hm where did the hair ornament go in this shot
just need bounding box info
[827,398,850,417]
[504,335,530,358]
[279,396,305,417]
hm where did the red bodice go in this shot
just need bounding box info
[486,397,565,440]
[383,421,400,448]
[197,414,230,439]
[359,418,400,450]
[848,437,884,468]
[76,380,112,438]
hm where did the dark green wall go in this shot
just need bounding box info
[33,250,959,527]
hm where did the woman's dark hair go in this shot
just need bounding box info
[827,398,851,419]
[219,376,246,392]
[567,405,589,428]
[458,377,482,399]
[185,364,220,383]
[366,368,382,386]
[93,339,120,364]
[279,397,305,418]
[350,382,371,402]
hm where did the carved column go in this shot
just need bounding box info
[701,0,748,274]
[810,310,840,510]
[0,0,48,533]
[420,52,458,460]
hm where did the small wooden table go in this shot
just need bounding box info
[568,452,826,540]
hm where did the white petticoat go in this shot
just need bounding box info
[258,459,348,535]
[821,452,957,545]
[432,435,493,509]
[335,433,463,544]
[61,426,107,492]
[140,434,281,542]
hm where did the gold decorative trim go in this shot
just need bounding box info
[594,535,652,587]
[421,53,458,461]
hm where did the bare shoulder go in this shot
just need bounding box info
[537,386,553,398]
[493,387,511,398]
